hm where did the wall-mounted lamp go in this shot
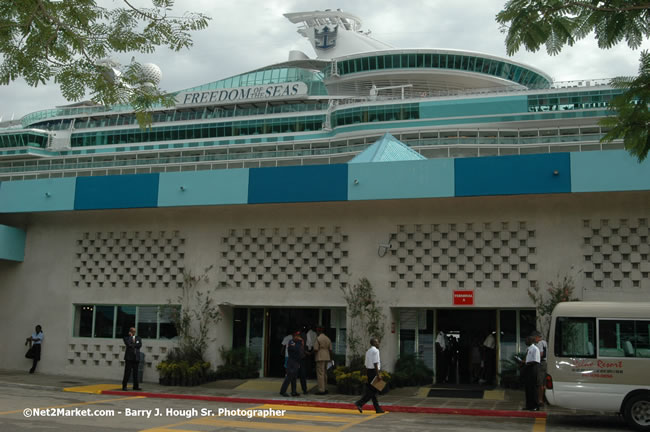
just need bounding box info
[180,186,186,191]
[45,192,51,197]
[553,170,559,176]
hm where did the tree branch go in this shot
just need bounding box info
[548,1,650,14]
[122,0,165,22]
[35,0,95,64]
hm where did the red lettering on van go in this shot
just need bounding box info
[597,360,623,368]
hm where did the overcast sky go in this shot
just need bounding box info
[1,0,648,120]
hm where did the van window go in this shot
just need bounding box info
[637,321,650,358]
[554,317,596,358]
[598,319,635,357]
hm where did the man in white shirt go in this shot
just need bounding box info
[305,324,317,379]
[281,333,293,369]
[482,331,496,385]
[533,330,548,406]
[524,335,541,411]
[435,331,448,383]
[25,325,44,374]
[354,338,385,414]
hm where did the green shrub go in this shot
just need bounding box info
[156,358,211,386]
[330,363,391,395]
[390,354,433,388]
[214,347,260,379]
[499,351,526,389]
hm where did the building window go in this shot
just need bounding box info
[137,306,158,339]
[75,305,94,337]
[74,304,179,339]
[159,306,179,339]
[116,306,136,338]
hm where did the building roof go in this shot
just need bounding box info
[348,133,426,163]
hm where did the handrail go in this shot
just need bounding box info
[0,132,619,177]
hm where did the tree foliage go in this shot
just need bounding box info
[528,270,581,337]
[340,278,385,361]
[165,265,221,363]
[601,50,650,160]
[496,1,650,56]
[0,0,210,123]
[496,1,650,161]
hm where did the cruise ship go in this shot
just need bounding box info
[0,10,648,384]
[0,9,623,180]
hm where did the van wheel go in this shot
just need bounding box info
[624,394,650,431]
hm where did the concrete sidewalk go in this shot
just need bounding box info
[0,369,577,418]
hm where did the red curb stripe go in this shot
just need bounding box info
[101,390,547,419]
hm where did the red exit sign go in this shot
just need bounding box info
[453,290,474,305]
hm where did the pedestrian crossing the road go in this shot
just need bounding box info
[139,403,384,432]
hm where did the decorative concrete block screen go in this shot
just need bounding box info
[73,230,186,289]
[388,221,538,290]
[218,226,349,289]
[582,218,650,289]
[67,340,174,373]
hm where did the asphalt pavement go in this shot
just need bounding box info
[0,369,600,419]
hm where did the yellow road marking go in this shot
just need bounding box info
[138,419,201,432]
[193,417,340,431]
[0,395,144,416]
[139,429,200,432]
[483,390,505,400]
[256,403,376,415]
[269,413,361,422]
[63,384,123,394]
[140,403,383,432]
[533,417,546,432]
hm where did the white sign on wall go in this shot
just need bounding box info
[176,82,308,106]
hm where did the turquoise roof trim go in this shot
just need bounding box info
[348,133,426,163]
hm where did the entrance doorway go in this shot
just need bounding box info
[232,307,346,378]
[436,309,496,385]
[266,308,319,377]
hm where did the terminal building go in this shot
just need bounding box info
[1,10,649,384]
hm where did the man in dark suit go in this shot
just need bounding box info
[279,331,304,397]
[122,327,142,391]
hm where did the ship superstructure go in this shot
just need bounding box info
[0,10,622,182]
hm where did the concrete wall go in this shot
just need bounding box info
[1,189,649,380]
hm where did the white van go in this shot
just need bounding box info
[545,302,650,431]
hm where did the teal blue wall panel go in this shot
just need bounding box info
[0,224,26,262]
[571,150,650,192]
[455,153,571,196]
[158,169,249,207]
[348,159,454,201]
[248,164,347,204]
[0,178,76,213]
[420,96,528,119]
[74,174,159,210]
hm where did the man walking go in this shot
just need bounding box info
[122,327,142,391]
[313,326,333,395]
[354,338,385,414]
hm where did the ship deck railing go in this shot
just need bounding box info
[0,132,624,181]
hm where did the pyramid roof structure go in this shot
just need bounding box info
[348,133,426,164]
